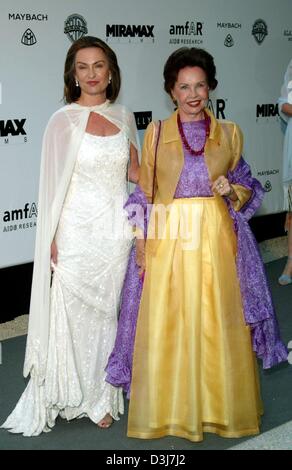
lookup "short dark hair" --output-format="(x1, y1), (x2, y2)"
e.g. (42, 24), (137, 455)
(163, 47), (218, 97)
(63, 36), (121, 103)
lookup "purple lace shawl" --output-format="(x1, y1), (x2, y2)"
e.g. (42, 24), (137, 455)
(105, 157), (288, 396)
(227, 157), (287, 368)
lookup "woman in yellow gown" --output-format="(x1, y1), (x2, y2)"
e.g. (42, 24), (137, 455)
(126, 47), (287, 442)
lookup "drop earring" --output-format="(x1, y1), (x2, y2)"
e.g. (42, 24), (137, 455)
(75, 79), (79, 87)
(108, 75), (112, 84)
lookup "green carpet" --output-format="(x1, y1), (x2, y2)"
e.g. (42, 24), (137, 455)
(0, 258), (291, 450)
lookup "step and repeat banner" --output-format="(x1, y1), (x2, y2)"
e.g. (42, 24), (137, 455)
(0, 0), (291, 268)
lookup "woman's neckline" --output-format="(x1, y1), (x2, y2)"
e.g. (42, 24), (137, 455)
(71, 99), (110, 111)
(181, 118), (205, 125)
(84, 130), (122, 138)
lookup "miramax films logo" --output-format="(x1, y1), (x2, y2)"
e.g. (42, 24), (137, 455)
(256, 103), (279, 121)
(0, 118), (27, 145)
(106, 24), (155, 44)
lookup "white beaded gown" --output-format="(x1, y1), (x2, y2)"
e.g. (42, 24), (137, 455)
(2, 130), (132, 436)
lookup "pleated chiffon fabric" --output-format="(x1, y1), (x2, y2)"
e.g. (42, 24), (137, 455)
(128, 197), (263, 442)
(1, 130), (132, 436)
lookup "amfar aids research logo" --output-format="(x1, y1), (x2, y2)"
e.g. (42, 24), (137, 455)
(207, 99), (227, 119)
(64, 14), (88, 42)
(2, 202), (37, 233)
(252, 19), (268, 44)
(0, 118), (27, 145)
(169, 21), (203, 46)
(106, 24), (155, 44)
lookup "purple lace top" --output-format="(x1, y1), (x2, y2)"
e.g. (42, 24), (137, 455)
(174, 119), (213, 198)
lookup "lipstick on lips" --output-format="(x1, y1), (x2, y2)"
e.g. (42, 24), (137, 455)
(87, 81), (99, 86)
(187, 100), (200, 107)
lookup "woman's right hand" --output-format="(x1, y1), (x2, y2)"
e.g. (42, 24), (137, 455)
(50, 239), (58, 270)
(136, 238), (145, 277)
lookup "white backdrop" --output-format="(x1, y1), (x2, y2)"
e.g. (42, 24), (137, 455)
(0, 0), (291, 268)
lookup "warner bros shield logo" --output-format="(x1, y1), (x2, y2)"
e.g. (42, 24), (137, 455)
(64, 14), (88, 42)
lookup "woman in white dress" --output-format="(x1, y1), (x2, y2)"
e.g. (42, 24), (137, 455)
(1, 36), (140, 435)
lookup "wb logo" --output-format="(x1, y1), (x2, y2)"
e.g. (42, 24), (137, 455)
(64, 14), (88, 42)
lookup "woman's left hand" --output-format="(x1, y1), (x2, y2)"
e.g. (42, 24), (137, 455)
(212, 176), (235, 199)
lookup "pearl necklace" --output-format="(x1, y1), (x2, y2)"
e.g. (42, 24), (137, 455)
(177, 111), (210, 156)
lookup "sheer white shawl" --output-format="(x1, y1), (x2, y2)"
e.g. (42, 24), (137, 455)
(278, 59), (292, 204)
(23, 100), (140, 383)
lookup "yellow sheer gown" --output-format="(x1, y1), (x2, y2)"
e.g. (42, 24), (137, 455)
(128, 194), (263, 442)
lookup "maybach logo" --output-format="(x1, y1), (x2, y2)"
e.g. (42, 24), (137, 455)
(224, 34), (234, 47)
(264, 180), (272, 192)
(256, 104), (279, 119)
(207, 99), (226, 119)
(21, 28), (37, 46)
(217, 22), (242, 29)
(9, 13), (48, 21)
(169, 21), (203, 45)
(2, 202), (37, 233)
(252, 19), (268, 44)
(64, 14), (88, 42)
(216, 22), (240, 47)
(258, 169), (279, 177)
(0, 119), (27, 144)
(106, 24), (154, 43)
